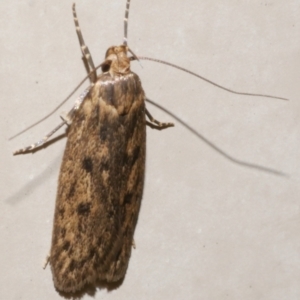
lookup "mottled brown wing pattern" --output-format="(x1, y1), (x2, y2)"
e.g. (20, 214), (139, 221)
(50, 72), (146, 293)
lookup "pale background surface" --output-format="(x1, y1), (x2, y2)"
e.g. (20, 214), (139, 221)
(1, 0), (300, 299)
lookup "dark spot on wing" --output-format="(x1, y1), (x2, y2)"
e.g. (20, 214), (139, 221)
(63, 241), (70, 251)
(89, 248), (96, 259)
(131, 146), (140, 166)
(82, 157), (93, 173)
(69, 260), (75, 272)
(124, 193), (133, 205)
(58, 207), (65, 218)
(77, 202), (91, 215)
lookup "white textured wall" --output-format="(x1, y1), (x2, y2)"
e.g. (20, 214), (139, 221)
(1, 1), (300, 299)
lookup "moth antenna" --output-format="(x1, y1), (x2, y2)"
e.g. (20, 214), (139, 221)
(145, 98), (286, 177)
(72, 3), (97, 83)
(123, 0), (131, 45)
(128, 47), (143, 69)
(138, 56), (289, 101)
(128, 47), (139, 62)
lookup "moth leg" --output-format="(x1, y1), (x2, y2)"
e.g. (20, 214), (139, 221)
(132, 239), (136, 249)
(60, 111), (72, 125)
(43, 255), (50, 269)
(146, 108), (174, 130)
(13, 88), (90, 155)
(13, 121), (66, 155)
(72, 4), (97, 83)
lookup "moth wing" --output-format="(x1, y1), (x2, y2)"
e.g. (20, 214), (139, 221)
(50, 73), (146, 293)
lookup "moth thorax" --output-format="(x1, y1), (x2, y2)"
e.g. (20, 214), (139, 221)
(105, 45), (131, 76)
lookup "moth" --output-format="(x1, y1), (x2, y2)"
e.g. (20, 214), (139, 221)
(13, 0), (287, 294)
(14, 0), (173, 294)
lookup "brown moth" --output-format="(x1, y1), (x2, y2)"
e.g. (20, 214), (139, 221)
(49, 1), (174, 293)
(50, 53), (147, 292)
(14, 0), (173, 294)
(13, 0), (288, 295)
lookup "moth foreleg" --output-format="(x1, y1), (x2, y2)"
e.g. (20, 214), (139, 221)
(145, 108), (174, 130)
(13, 88), (90, 155)
(13, 121), (67, 155)
(72, 4), (97, 83)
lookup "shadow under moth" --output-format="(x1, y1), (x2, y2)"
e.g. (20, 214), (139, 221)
(13, 0), (287, 294)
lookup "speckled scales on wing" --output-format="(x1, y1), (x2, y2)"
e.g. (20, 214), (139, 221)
(50, 71), (146, 293)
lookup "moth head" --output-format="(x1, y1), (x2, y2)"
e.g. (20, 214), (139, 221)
(103, 45), (130, 75)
